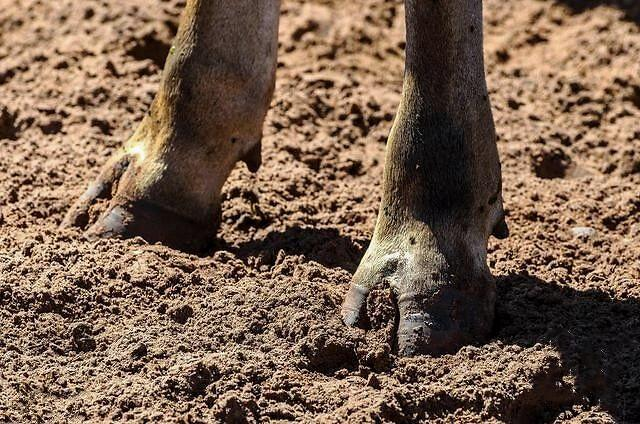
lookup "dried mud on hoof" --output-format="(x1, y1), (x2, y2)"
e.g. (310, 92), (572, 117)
(1, 0), (639, 422)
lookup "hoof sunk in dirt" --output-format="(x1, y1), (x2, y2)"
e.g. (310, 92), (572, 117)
(61, 148), (221, 254)
(86, 199), (220, 253)
(342, 237), (497, 357)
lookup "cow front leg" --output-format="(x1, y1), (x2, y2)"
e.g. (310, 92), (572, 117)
(62, 0), (280, 252)
(342, 0), (508, 356)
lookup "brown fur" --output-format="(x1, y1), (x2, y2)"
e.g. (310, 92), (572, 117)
(63, 0), (280, 251)
(343, 0), (507, 355)
(64, 0), (507, 355)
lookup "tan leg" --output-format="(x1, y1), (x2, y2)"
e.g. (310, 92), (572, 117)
(343, 0), (508, 356)
(63, 0), (280, 252)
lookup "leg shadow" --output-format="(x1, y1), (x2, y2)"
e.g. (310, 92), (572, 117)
(226, 227), (367, 273)
(494, 273), (640, 421)
(556, 0), (639, 25)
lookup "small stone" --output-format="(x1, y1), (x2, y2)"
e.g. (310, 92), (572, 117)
(366, 374), (381, 389)
(570, 226), (595, 238)
(168, 304), (194, 324)
(131, 343), (148, 359)
(71, 322), (96, 352)
(39, 119), (63, 135)
(164, 359), (218, 398)
(90, 117), (112, 135)
(0, 106), (18, 140)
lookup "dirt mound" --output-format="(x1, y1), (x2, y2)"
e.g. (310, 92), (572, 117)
(0, 0), (638, 422)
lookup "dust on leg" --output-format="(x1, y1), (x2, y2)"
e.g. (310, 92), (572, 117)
(342, 0), (508, 355)
(62, 0), (281, 252)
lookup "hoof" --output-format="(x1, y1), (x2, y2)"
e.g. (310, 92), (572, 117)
(62, 151), (220, 254)
(342, 237), (496, 357)
(88, 199), (219, 253)
(394, 284), (495, 356)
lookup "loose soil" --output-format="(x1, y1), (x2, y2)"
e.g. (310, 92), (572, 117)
(1, 0), (639, 422)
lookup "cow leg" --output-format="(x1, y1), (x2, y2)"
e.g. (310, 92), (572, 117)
(342, 0), (508, 356)
(62, 0), (280, 253)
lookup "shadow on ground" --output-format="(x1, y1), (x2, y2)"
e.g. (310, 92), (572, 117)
(226, 227), (638, 420)
(494, 273), (640, 421)
(227, 227), (367, 273)
(557, 0), (640, 24)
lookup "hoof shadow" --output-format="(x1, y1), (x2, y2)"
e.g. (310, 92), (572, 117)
(557, 0), (639, 25)
(227, 227), (367, 273)
(494, 273), (640, 422)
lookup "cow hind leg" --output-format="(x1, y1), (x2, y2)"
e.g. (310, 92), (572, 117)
(342, 0), (508, 356)
(62, 0), (280, 253)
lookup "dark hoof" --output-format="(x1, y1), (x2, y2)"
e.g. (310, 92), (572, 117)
(61, 154), (131, 229)
(342, 242), (496, 357)
(62, 152), (220, 253)
(395, 284), (495, 356)
(88, 199), (220, 253)
(341, 284), (370, 327)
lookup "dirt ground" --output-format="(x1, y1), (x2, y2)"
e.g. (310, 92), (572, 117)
(0, 0), (639, 422)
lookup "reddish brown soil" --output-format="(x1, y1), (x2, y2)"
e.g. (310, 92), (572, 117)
(1, 0), (639, 422)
